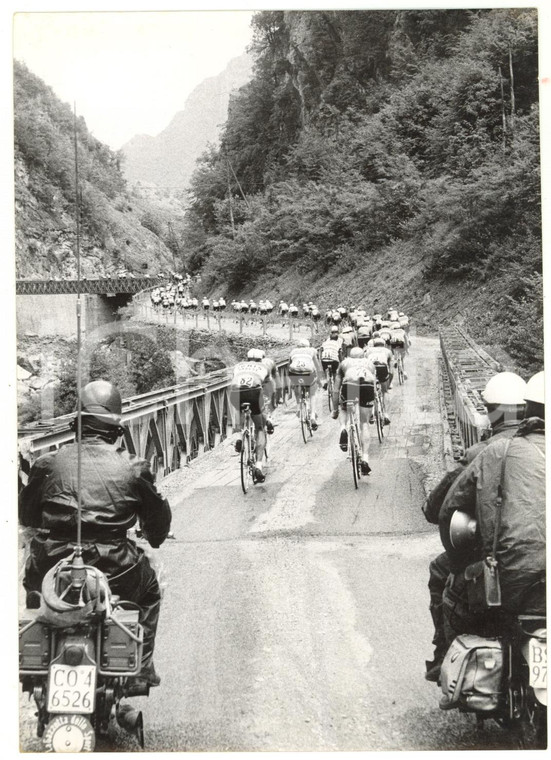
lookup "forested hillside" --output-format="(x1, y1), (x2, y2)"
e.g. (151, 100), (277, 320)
(14, 61), (180, 279)
(182, 9), (542, 374)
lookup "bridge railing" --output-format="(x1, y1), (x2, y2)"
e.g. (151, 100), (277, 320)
(439, 323), (501, 452)
(18, 359), (292, 482)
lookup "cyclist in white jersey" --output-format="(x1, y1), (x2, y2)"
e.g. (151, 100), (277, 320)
(364, 338), (393, 423)
(288, 337), (323, 429)
(229, 349), (275, 482)
(331, 346), (375, 475)
(320, 326), (344, 387)
(389, 322), (410, 380)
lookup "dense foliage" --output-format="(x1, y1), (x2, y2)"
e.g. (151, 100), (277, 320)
(182, 9), (542, 372)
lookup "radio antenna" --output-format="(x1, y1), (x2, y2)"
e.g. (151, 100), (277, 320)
(73, 103), (84, 561)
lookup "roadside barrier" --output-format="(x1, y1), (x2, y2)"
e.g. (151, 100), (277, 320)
(439, 323), (501, 455)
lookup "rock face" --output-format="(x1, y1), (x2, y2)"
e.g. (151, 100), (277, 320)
(121, 53), (253, 189)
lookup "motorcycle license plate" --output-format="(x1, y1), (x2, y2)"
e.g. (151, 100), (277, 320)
(47, 664), (97, 714)
(528, 638), (547, 690)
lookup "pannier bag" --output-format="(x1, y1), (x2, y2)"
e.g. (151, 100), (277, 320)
(440, 634), (503, 712)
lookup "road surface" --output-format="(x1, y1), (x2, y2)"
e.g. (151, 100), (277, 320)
(19, 336), (517, 751)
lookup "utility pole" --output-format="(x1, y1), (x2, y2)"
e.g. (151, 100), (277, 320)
(225, 158), (235, 238)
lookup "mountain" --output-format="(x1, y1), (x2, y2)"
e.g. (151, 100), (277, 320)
(13, 61), (179, 279)
(120, 53), (253, 190)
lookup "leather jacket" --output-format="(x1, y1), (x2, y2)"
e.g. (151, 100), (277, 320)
(438, 418), (545, 613)
(19, 435), (172, 548)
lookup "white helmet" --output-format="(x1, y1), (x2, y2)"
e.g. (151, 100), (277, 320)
(296, 337), (310, 348)
(524, 371), (545, 405)
(481, 372), (527, 406)
(247, 348), (264, 361)
(349, 347), (364, 358)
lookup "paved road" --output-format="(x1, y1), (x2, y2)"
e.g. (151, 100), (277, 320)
(19, 336), (516, 752)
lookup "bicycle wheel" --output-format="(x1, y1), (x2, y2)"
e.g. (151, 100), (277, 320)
(376, 397), (384, 442)
(397, 357), (404, 385)
(327, 374), (333, 412)
(300, 398), (308, 443)
(240, 430), (252, 493)
(350, 423), (360, 489)
(348, 425), (359, 488)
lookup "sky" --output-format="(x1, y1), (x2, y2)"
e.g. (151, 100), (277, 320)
(13, 9), (257, 150)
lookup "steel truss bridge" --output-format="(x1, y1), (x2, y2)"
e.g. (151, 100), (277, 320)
(16, 276), (166, 296)
(18, 357), (292, 482)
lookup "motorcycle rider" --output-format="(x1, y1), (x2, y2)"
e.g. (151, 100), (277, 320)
(19, 380), (172, 688)
(438, 370), (545, 650)
(422, 371), (527, 681)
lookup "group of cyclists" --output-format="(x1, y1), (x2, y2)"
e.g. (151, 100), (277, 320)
(228, 306), (411, 484)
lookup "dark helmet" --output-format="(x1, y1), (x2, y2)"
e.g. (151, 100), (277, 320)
(80, 380), (122, 426)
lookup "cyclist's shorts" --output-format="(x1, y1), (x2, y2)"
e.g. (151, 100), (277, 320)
(340, 380), (375, 408)
(229, 385), (264, 416)
(373, 363), (389, 384)
(288, 370), (317, 389)
(391, 339), (405, 349)
(357, 336), (370, 348)
(321, 358), (339, 373)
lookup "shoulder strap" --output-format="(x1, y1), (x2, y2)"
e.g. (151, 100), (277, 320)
(491, 439), (511, 560)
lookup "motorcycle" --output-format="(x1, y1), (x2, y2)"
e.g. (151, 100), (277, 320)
(439, 612), (546, 749)
(19, 551), (150, 752)
(439, 513), (547, 749)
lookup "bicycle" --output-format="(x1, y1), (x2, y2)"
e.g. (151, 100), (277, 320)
(325, 367), (334, 412)
(373, 381), (385, 443)
(298, 382), (314, 443)
(395, 351), (405, 385)
(239, 403), (268, 493)
(344, 399), (363, 488)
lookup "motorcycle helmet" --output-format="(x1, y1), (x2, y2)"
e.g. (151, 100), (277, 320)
(524, 371), (545, 405)
(80, 380), (122, 426)
(481, 372), (527, 406)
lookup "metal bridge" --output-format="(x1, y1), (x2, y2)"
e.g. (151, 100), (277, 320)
(18, 354), (292, 483)
(16, 276), (166, 296)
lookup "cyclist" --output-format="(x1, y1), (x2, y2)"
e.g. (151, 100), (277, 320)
(364, 337), (392, 422)
(320, 326), (344, 389)
(389, 322), (410, 380)
(288, 337), (323, 430)
(340, 324), (357, 357)
(331, 346), (375, 475)
(398, 311), (410, 333)
(260, 349), (278, 430)
(357, 322), (373, 349)
(229, 348), (273, 482)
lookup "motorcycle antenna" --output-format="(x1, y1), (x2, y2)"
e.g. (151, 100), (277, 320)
(71, 102), (86, 594)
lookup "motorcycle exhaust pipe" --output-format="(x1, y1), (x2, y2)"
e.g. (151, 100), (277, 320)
(117, 704), (144, 748)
